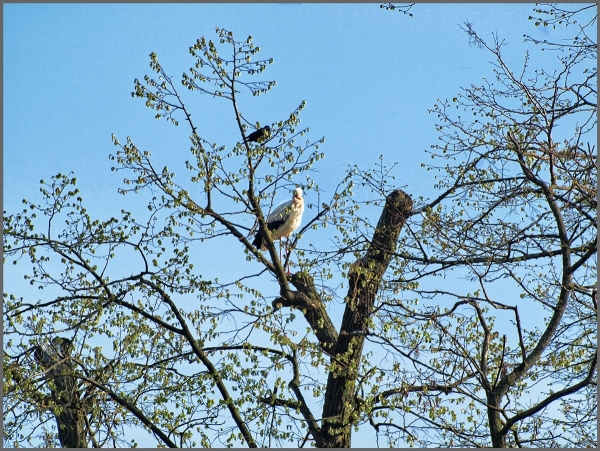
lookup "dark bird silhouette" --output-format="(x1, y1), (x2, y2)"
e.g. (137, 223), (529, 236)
(245, 126), (271, 143)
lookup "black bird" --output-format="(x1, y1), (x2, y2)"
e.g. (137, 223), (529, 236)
(245, 126), (271, 143)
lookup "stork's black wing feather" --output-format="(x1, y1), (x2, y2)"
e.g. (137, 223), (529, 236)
(252, 230), (264, 249)
(252, 218), (286, 249)
(266, 218), (286, 231)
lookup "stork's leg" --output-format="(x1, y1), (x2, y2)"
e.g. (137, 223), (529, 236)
(278, 240), (283, 263)
(285, 237), (291, 275)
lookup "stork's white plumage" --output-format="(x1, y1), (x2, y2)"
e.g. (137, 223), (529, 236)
(253, 188), (304, 254)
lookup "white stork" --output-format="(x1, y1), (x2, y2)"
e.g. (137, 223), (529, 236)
(253, 188), (304, 268)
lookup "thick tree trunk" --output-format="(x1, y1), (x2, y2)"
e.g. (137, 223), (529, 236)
(320, 189), (413, 447)
(487, 392), (507, 448)
(274, 271), (339, 354)
(273, 190), (413, 447)
(35, 337), (87, 448)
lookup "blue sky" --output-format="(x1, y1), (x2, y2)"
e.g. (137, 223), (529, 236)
(3, 1), (563, 310)
(3, 3), (578, 447)
(5, 2), (551, 219)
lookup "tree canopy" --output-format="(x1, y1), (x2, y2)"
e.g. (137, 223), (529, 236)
(4, 4), (596, 448)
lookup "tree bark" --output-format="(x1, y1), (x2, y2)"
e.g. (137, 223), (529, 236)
(321, 189), (413, 447)
(35, 337), (87, 448)
(274, 271), (339, 354)
(486, 392), (507, 448)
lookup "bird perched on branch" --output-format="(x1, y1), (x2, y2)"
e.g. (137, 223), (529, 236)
(245, 125), (271, 143)
(253, 187), (304, 269)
